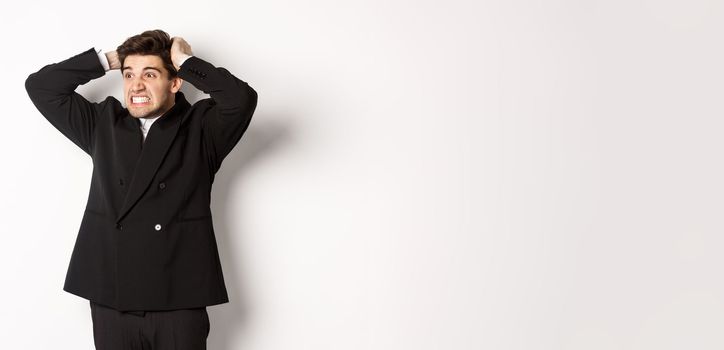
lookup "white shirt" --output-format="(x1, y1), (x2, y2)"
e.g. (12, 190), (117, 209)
(139, 115), (161, 141)
(95, 48), (192, 142)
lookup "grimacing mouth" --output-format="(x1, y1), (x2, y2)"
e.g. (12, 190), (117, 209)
(130, 95), (151, 105)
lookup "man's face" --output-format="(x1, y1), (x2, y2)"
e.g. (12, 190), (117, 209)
(122, 54), (182, 118)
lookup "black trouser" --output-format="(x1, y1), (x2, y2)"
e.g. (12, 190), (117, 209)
(89, 301), (209, 350)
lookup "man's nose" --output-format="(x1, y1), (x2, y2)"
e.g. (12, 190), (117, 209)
(130, 79), (145, 92)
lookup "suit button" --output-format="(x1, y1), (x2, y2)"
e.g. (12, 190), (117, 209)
(159, 182), (166, 189)
(116, 223), (123, 230)
(154, 224), (162, 231)
(119, 179), (124, 186)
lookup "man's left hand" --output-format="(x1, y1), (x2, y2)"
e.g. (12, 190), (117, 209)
(170, 37), (194, 71)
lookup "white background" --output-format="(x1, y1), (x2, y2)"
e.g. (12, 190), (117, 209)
(2, 0), (724, 349)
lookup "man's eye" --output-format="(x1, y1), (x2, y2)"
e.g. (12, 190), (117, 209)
(146, 73), (156, 78)
(124, 74), (132, 79)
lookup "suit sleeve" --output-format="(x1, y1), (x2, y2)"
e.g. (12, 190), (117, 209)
(177, 56), (258, 172)
(25, 48), (107, 156)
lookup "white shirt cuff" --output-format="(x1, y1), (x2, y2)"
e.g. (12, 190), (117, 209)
(96, 48), (110, 71)
(178, 54), (193, 68)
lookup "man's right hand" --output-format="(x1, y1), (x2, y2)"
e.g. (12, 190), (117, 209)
(105, 51), (121, 70)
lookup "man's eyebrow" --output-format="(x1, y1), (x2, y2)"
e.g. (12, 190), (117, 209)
(121, 66), (163, 73)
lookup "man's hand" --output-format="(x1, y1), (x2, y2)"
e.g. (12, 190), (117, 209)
(105, 51), (121, 70)
(170, 37), (194, 71)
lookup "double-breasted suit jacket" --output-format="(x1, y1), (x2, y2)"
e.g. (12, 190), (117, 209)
(25, 47), (258, 312)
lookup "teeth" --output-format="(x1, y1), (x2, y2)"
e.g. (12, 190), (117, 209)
(132, 96), (150, 103)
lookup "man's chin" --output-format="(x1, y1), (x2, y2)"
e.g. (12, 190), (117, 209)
(128, 107), (158, 118)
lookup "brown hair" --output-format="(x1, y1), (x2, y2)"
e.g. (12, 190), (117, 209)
(116, 29), (177, 79)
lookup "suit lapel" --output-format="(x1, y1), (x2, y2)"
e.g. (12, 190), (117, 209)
(115, 92), (191, 224)
(114, 113), (143, 182)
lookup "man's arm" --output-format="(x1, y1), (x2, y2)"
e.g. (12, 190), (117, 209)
(25, 48), (108, 155)
(171, 37), (258, 172)
(102, 50), (121, 71)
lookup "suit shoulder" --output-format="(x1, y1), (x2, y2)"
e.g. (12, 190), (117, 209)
(186, 97), (217, 118)
(100, 95), (124, 112)
(92, 95), (127, 122)
(190, 97), (216, 108)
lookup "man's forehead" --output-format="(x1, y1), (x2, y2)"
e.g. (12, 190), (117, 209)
(122, 55), (165, 71)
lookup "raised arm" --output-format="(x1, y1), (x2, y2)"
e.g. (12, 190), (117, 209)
(25, 48), (109, 155)
(171, 37), (258, 172)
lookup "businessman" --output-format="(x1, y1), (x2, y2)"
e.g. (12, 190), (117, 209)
(25, 29), (258, 349)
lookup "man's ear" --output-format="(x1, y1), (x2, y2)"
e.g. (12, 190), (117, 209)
(170, 77), (183, 93)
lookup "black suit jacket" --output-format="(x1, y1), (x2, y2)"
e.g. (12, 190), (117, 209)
(25, 47), (258, 311)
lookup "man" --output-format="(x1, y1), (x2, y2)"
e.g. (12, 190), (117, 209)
(25, 29), (258, 349)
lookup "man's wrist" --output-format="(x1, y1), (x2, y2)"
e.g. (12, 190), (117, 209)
(176, 54), (193, 69)
(96, 48), (110, 71)
(105, 51), (121, 70)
